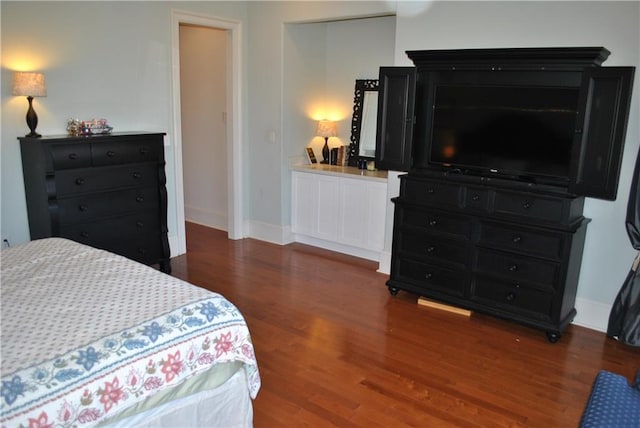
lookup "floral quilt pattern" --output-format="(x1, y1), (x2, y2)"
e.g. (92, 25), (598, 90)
(0, 296), (260, 428)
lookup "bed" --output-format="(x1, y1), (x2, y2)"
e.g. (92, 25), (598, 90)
(0, 238), (260, 427)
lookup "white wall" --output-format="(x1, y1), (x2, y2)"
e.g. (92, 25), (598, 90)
(179, 24), (228, 230)
(393, 0), (640, 330)
(1, 1), (249, 249)
(280, 16), (396, 231)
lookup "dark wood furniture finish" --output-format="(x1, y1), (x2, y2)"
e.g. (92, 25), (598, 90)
(387, 173), (589, 342)
(20, 132), (171, 273)
(374, 67), (415, 171)
(381, 47), (634, 341)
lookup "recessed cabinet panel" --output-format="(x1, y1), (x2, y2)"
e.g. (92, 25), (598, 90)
(291, 170), (387, 256)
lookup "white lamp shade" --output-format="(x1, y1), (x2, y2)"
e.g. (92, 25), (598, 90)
(316, 120), (337, 138)
(12, 72), (47, 97)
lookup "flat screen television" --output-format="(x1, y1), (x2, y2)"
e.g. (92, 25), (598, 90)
(427, 84), (580, 184)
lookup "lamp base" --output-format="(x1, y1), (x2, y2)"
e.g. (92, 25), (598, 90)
(321, 137), (330, 164)
(24, 96), (42, 138)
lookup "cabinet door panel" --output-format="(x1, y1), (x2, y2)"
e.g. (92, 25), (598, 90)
(338, 178), (386, 251)
(291, 172), (317, 236)
(316, 175), (339, 241)
(375, 67), (416, 172)
(569, 67), (635, 200)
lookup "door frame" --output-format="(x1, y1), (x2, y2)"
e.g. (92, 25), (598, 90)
(170, 9), (244, 255)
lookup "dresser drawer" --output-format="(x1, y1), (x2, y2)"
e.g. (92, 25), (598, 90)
(402, 178), (461, 207)
(471, 276), (554, 321)
(60, 214), (161, 256)
(60, 213), (160, 248)
(401, 207), (472, 239)
(91, 138), (163, 166)
(395, 258), (467, 297)
(463, 187), (490, 211)
(55, 163), (158, 196)
(476, 248), (559, 289)
(478, 222), (564, 259)
(57, 186), (159, 224)
(398, 231), (469, 266)
(48, 143), (91, 170)
(493, 191), (565, 223)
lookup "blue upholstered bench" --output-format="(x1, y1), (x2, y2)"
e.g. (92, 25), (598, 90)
(580, 369), (640, 427)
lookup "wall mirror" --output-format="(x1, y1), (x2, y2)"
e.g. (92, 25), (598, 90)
(348, 79), (379, 166)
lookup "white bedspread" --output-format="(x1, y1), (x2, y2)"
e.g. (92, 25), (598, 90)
(1, 238), (260, 427)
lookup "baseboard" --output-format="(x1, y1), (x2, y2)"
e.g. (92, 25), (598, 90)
(246, 220), (294, 245)
(573, 297), (611, 333)
(377, 250), (391, 275)
(184, 205), (227, 231)
(293, 234), (382, 263)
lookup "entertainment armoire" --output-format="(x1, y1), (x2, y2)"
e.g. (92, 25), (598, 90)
(375, 47), (635, 342)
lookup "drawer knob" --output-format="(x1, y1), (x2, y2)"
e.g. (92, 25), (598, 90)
(107, 150), (116, 157)
(136, 221), (144, 228)
(424, 272), (433, 280)
(426, 245), (436, 253)
(78, 204), (88, 212)
(132, 172), (142, 179)
(428, 219), (438, 227)
(136, 196), (144, 203)
(427, 188), (435, 194)
(68, 153), (78, 160)
(512, 235), (522, 244)
(472, 194), (480, 201)
(139, 147), (149, 155)
(80, 231), (89, 238)
(75, 178), (85, 185)
(506, 292), (516, 303)
(508, 263), (519, 272)
(522, 202), (531, 210)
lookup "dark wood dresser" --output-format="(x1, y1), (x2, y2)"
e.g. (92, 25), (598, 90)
(387, 173), (590, 342)
(19, 132), (171, 273)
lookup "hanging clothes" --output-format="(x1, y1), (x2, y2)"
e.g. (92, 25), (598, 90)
(607, 146), (640, 346)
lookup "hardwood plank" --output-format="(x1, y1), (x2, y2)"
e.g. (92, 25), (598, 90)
(171, 222), (640, 427)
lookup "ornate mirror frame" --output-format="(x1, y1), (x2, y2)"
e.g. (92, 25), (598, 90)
(347, 79), (379, 167)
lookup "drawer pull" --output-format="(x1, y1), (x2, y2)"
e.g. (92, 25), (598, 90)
(506, 292), (516, 303)
(472, 194), (480, 201)
(136, 196), (144, 203)
(522, 202), (532, 210)
(107, 150), (116, 157)
(512, 235), (522, 244)
(428, 219), (438, 227)
(132, 172), (142, 179)
(68, 153), (78, 160)
(426, 245), (436, 253)
(424, 272), (433, 280)
(78, 204), (88, 212)
(80, 231), (89, 238)
(508, 263), (519, 272)
(139, 147), (149, 155)
(75, 178), (85, 185)
(426, 188), (435, 194)
(136, 221), (144, 228)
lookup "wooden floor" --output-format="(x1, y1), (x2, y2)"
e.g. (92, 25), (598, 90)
(170, 222), (639, 427)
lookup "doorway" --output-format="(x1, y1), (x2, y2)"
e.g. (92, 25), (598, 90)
(170, 11), (243, 256)
(179, 24), (228, 232)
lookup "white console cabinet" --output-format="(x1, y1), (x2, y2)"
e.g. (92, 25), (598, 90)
(291, 165), (388, 261)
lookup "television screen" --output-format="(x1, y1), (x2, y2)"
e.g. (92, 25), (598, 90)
(429, 85), (580, 181)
